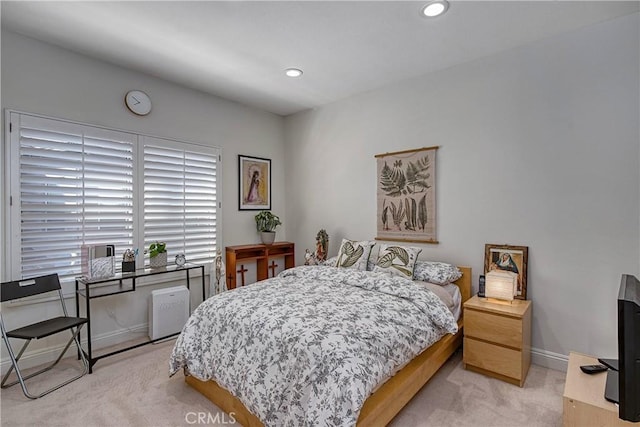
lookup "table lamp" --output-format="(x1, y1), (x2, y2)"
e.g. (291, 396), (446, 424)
(485, 270), (518, 301)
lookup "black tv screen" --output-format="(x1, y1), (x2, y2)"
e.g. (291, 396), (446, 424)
(618, 274), (640, 422)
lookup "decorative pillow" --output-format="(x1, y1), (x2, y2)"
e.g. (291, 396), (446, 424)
(335, 239), (375, 271)
(373, 244), (422, 279)
(413, 261), (462, 285)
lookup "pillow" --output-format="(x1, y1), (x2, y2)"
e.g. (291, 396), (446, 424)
(373, 244), (422, 279)
(335, 239), (375, 271)
(415, 281), (455, 314)
(413, 261), (462, 285)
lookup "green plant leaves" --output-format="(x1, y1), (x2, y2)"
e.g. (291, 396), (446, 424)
(255, 211), (281, 232)
(149, 241), (166, 257)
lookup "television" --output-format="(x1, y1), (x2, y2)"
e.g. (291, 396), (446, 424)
(603, 274), (640, 422)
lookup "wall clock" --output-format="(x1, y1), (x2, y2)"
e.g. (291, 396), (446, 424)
(124, 90), (152, 116)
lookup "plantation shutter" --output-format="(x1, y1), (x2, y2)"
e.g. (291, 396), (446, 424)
(142, 136), (219, 264)
(8, 113), (135, 281)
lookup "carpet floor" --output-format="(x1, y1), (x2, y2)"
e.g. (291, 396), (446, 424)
(1, 340), (565, 427)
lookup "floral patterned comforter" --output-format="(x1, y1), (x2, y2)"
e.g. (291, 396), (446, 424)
(169, 266), (458, 427)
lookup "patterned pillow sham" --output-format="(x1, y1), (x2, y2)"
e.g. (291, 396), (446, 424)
(413, 261), (462, 285)
(335, 239), (375, 271)
(372, 244), (422, 279)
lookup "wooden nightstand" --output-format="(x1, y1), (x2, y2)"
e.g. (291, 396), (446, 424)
(463, 295), (532, 387)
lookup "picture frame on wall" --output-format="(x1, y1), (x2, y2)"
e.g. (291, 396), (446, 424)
(238, 155), (271, 211)
(484, 244), (529, 300)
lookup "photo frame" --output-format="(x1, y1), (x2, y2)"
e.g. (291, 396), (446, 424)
(484, 244), (529, 300)
(238, 155), (271, 210)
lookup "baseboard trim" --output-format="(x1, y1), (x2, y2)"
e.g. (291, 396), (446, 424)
(531, 347), (569, 372)
(1, 322), (148, 373)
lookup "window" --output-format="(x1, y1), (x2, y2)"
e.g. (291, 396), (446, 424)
(6, 112), (220, 285)
(142, 136), (218, 265)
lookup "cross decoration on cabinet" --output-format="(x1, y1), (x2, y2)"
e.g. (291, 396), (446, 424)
(225, 242), (295, 289)
(268, 260), (279, 277)
(236, 264), (249, 286)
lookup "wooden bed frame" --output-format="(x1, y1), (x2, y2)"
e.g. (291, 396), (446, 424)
(185, 266), (472, 427)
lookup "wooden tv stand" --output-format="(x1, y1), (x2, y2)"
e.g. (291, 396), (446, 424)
(563, 352), (635, 426)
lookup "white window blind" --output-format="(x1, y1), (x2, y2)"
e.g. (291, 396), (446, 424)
(9, 113), (134, 281)
(143, 137), (218, 265)
(6, 112), (220, 285)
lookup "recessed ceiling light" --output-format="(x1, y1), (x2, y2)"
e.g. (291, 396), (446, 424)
(285, 68), (303, 78)
(421, 0), (449, 18)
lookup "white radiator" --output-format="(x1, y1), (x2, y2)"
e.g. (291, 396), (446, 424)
(148, 285), (190, 340)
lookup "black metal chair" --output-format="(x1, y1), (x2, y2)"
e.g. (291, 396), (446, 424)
(0, 274), (89, 399)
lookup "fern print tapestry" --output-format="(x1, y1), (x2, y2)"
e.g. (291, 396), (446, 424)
(375, 146), (438, 243)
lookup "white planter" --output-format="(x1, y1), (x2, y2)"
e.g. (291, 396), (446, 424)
(150, 251), (167, 268)
(260, 231), (276, 245)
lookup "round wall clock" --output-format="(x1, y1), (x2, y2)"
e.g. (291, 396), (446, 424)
(124, 90), (152, 116)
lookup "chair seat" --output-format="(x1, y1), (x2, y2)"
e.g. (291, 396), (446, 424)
(6, 316), (87, 340)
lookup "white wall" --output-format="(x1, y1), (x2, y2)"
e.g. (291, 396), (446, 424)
(0, 31), (286, 368)
(284, 13), (640, 367)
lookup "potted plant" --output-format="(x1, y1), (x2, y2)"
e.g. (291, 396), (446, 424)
(255, 211), (281, 245)
(148, 241), (167, 268)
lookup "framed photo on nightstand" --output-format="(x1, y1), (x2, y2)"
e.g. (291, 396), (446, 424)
(484, 244), (528, 300)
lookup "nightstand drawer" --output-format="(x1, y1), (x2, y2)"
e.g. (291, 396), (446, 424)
(465, 308), (522, 349)
(464, 337), (522, 380)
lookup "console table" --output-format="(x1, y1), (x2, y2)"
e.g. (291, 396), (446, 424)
(225, 242), (295, 289)
(563, 352), (635, 426)
(75, 263), (205, 373)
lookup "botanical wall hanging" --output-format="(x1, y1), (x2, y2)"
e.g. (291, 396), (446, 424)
(375, 146), (438, 244)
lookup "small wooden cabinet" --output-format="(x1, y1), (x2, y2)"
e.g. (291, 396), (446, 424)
(563, 352), (635, 427)
(463, 295), (532, 387)
(225, 242), (295, 289)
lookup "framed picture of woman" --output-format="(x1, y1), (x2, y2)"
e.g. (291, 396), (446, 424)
(238, 155), (271, 210)
(484, 244), (529, 300)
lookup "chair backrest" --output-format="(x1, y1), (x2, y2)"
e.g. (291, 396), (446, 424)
(1, 274), (62, 302)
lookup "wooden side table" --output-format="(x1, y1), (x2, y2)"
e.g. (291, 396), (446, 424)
(563, 352), (635, 427)
(225, 242), (295, 289)
(463, 295), (532, 386)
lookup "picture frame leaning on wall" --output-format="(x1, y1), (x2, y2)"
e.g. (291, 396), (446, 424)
(484, 244), (529, 300)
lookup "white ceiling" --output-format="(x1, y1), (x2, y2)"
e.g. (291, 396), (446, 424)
(2, 1), (638, 116)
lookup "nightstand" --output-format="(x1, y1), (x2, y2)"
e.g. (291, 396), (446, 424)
(463, 295), (532, 387)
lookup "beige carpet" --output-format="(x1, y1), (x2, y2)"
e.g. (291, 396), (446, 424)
(1, 340), (564, 427)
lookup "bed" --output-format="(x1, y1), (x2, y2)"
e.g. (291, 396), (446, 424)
(170, 264), (471, 427)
